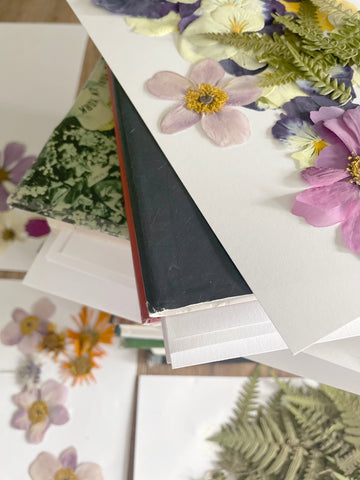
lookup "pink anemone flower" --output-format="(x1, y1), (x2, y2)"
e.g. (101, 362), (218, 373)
(292, 105), (360, 253)
(29, 446), (104, 480)
(146, 58), (262, 147)
(0, 298), (55, 354)
(11, 379), (69, 444)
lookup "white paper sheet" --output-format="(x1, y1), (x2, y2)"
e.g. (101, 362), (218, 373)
(0, 23), (87, 270)
(67, 0), (360, 354)
(24, 229), (142, 322)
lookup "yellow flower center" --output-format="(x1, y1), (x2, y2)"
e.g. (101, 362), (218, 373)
(20, 316), (39, 335)
(40, 324), (65, 354)
(185, 83), (229, 115)
(54, 468), (78, 480)
(2, 228), (16, 241)
(28, 400), (48, 424)
(0, 167), (9, 184)
(79, 329), (100, 350)
(313, 140), (327, 155)
(347, 155), (360, 185)
(230, 18), (246, 33)
(70, 355), (92, 376)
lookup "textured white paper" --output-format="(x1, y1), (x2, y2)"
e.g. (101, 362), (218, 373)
(67, 0), (360, 354)
(0, 24), (87, 270)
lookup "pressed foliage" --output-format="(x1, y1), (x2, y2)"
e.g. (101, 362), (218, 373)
(203, 367), (360, 480)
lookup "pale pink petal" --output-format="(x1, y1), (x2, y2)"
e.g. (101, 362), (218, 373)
(11, 408), (31, 430)
(49, 405), (70, 425)
(292, 180), (358, 227)
(310, 106), (345, 124)
(160, 103), (201, 133)
(29, 452), (62, 480)
(12, 308), (28, 324)
(76, 462), (104, 480)
(188, 58), (225, 85)
(8, 155), (36, 184)
(27, 419), (50, 444)
(12, 388), (39, 409)
(146, 72), (192, 100)
(343, 108), (360, 151)
(324, 112), (360, 155)
(41, 379), (68, 407)
(60, 447), (77, 470)
(0, 320), (22, 345)
(201, 108), (250, 147)
(316, 143), (350, 169)
(302, 167), (350, 187)
(341, 201), (360, 253)
(3, 142), (26, 169)
(18, 331), (43, 355)
(223, 76), (262, 106)
(32, 298), (56, 319)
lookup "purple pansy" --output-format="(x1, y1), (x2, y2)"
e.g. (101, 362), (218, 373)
(29, 447), (104, 480)
(11, 379), (69, 444)
(0, 142), (36, 211)
(0, 298), (55, 354)
(146, 58), (262, 147)
(292, 105), (360, 253)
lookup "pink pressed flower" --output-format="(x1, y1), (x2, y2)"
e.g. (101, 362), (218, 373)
(25, 219), (51, 237)
(0, 298), (55, 354)
(0, 142), (36, 211)
(292, 105), (360, 253)
(146, 58), (262, 147)
(11, 379), (69, 444)
(29, 446), (104, 480)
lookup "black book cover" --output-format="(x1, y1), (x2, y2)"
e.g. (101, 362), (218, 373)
(111, 74), (253, 316)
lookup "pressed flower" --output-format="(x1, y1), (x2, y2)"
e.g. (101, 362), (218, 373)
(60, 347), (101, 387)
(25, 218), (51, 237)
(0, 298), (55, 354)
(67, 306), (114, 354)
(292, 105), (360, 253)
(0, 142), (36, 211)
(29, 446), (104, 480)
(16, 356), (42, 388)
(147, 58), (262, 147)
(125, 11), (181, 36)
(0, 210), (28, 255)
(11, 379), (69, 444)
(38, 323), (67, 360)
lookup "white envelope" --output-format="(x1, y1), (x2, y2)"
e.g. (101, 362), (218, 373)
(67, 0), (360, 354)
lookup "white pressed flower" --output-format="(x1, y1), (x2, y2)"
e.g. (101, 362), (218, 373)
(125, 11), (181, 36)
(0, 210), (27, 255)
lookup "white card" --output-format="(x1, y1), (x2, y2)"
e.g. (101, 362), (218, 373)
(67, 0), (360, 354)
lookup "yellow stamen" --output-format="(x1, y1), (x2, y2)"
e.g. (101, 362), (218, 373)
(28, 400), (48, 424)
(347, 155), (360, 185)
(79, 329), (100, 350)
(313, 140), (327, 155)
(70, 355), (92, 377)
(230, 19), (246, 33)
(0, 167), (9, 184)
(39, 323), (66, 357)
(185, 83), (229, 115)
(20, 316), (39, 336)
(2, 228), (16, 241)
(54, 468), (78, 480)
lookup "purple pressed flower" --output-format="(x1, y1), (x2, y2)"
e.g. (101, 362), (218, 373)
(146, 58), (262, 147)
(292, 105), (360, 253)
(0, 142), (36, 211)
(11, 379), (69, 444)
(0, 298), (55, 354)
(29, 447), (104, 480)
(25, 219), (51, 237)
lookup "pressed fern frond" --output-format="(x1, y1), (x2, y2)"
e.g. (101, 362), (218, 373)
(311, 0), (358, 24)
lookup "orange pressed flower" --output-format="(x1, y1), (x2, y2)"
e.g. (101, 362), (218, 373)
(67, 306), (114, 354)
(38, 323), (66, 360)
(60, 343), (102, 387)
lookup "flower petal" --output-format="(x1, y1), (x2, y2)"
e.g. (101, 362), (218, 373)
(201, 108), (250, 147)
(18, 332), (43, 355)
(27, 419), (50, 444)
(25, 219), (50, 238)
(223, 76), (262, 106)
(49, 404), (70, 425)
(310, 106), (345, 124)
(32, 298), (56, 319)
(8, 155), (36, 184)
(292, 180), (358, 227)
(188, 58), (225, 85)
(29, 452), (61, 480)
(0, 320), (22, 345)
(315, 142), (350, 169)
(160, 103), (201, 133)
(60, 447), (78, 470)
(12, 308), (28, 324)
(12, 389), (39, 409)
(41, 379), (68, 407)
(3, 142), (26, 169)
(323, 108), (360, 155)
(11, 408), (31, 430)
(301, 167), (350, 187)
(76, 462), (104, 480)
(341, 201), (360, 253)
(146, 72), (192, 100)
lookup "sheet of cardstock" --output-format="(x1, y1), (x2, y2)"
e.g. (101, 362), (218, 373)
(67, 0), (360, 354)
(24, 230), (142, 321)
(0, 23), (87, 270)
(134, 376), (306, 480)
